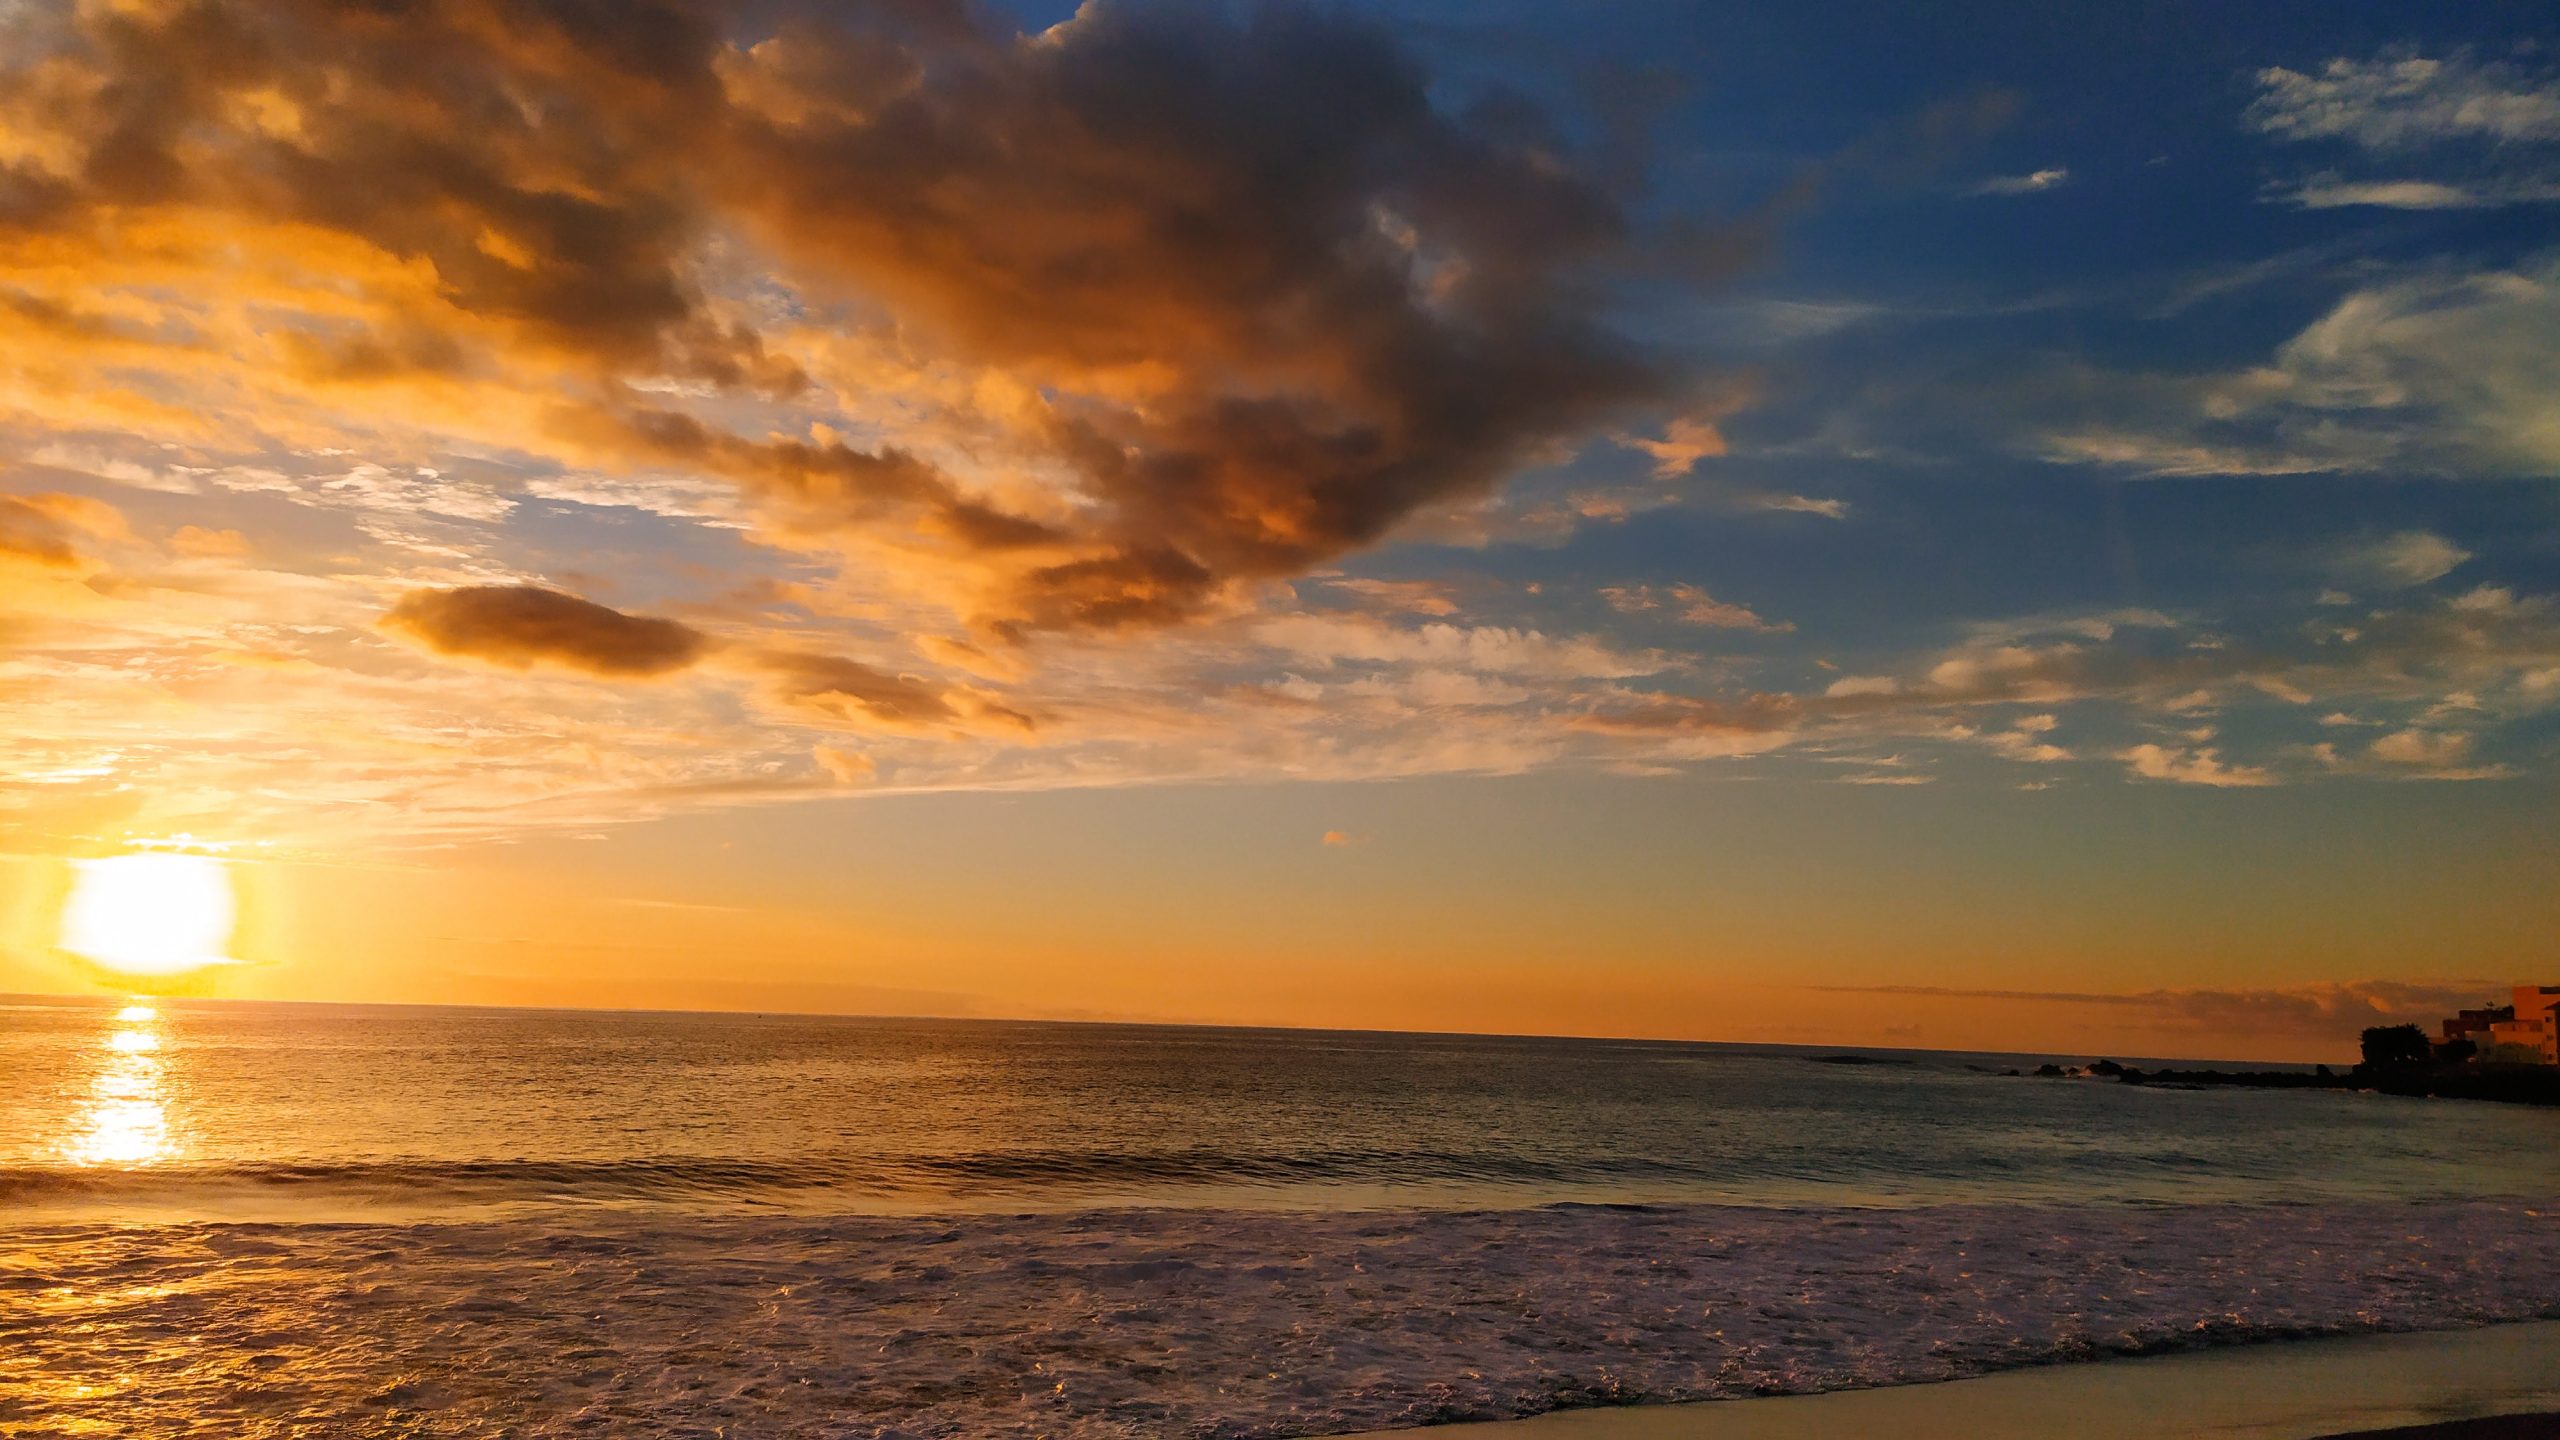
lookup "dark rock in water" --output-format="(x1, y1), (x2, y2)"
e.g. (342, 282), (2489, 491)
(2092, 1059), (2560, 1108)
(2033, 1063), (2066, 1077)
(2088, 1059), (2125, 1077)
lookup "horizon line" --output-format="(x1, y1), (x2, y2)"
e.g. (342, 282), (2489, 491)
(0, 987), (2336, 1070)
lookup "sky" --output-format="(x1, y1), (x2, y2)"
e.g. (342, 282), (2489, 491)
(1, 0), (2556, 1061)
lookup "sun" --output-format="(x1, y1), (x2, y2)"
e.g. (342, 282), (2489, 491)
(59, 854), (238, 978)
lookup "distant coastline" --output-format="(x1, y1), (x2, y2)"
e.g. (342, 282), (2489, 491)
(2024, 1059), (2560, 1108)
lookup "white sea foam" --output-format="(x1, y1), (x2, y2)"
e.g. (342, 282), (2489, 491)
(7, 1198), (2559, 1437)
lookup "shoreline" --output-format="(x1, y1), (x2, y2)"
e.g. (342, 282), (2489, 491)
(1344, 1322), (2560, 1439)
(2070, 1060), (2560, 1109)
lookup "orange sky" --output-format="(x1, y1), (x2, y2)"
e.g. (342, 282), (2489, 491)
(7, 767), (2549, 1062)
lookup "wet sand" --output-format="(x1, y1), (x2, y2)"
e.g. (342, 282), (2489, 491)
(2317, 1418), (2560, 1439)
(1349, 1322), (2560, 1439)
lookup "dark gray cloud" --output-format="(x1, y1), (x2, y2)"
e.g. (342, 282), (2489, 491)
(718, 1), (1680, 631)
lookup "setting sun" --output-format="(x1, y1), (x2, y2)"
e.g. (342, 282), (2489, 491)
(59, 854), (237, 978)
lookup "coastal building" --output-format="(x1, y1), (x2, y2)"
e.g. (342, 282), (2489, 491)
(2483, 986), (2560, 1066)
(2439, 1005), (2513, 1058)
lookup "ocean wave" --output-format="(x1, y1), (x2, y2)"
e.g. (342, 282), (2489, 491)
(0, 1145), (1936, 1216)
(7, 1197), (2558, 1437)
(0, 1156), (836, 1207)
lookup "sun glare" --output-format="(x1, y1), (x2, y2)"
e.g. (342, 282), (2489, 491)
(59, 854), (238, 978)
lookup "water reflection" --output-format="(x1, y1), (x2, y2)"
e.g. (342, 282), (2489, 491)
(69, 1002), (173, 1166)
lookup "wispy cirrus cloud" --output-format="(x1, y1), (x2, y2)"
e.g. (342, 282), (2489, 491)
(2249, 51), (2560, 210)
(2041, 259), (2560, 480)
(1963, 167), (2070, 196)
(1600, 584), (1791, 632)
(1256, 614), (1670, 680)
(2273, 176), (2560, 210)
(2332, 530), (2469, 588)
(2249, 52), (2560, 150)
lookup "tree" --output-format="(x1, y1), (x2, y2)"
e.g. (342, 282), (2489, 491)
(2360, 1024), (2432, 1068)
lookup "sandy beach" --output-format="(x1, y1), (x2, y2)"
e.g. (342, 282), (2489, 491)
(1350, 1323), (2560, 1440)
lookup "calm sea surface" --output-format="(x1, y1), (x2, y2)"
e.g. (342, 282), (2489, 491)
(4, 994), (2553, 1221)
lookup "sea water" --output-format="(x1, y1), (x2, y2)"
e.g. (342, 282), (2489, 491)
(5, 995), (2557, 1436)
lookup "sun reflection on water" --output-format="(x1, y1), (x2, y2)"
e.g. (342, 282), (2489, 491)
(69, 1003), (174, 1166)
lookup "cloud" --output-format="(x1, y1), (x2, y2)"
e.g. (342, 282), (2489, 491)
(1567, 583), (2560, 789)
(2119, 743), (2274, 788)
(2248, 53), (2560, 150)
(1257, 614), (1668, 679)
(1819, 979), (2504, 1043)
(2368, 728), (2472, 767)
(2339, 530), (2470, 587)
(20, 6), (2560, 846)
(1320, 577), (1460, 617)
(1984, 714), (2069, 764)
(1964, 167), (2070, 196)
(0, 0), (1702, 637)
(2316, 724), (2511, 783)
(1600, 584), (1791, 632)
(1319, 829), (1366, 847)
(1617, 415), (1730, 478)
(382, 586), (710, 678)
(1566, 693), (1801, 755)
(813, 745), (877, 786)
(168, 526), (252, 560)
(758, 651), (1002, 734)
(1824, 676), (1900, 699)
(718, 2), (1682, 632)
(2042, 260), (2560, 479)
(2038, 431), (2333, 478)
(2271, 176), (2560, 210)
(1747, 492), (1850, 519)
(0, 493), (119, 569)
(2248, 52), (2560, 211)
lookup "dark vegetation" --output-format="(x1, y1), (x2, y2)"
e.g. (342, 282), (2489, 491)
(2360, 1024), (2434, 1068)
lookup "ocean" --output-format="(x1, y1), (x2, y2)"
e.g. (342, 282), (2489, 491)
(6, 995), (2559, 1436)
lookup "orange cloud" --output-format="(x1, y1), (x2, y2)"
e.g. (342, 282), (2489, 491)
(168, 526), (252, 559)
(0, 493), (119, 569)
(0, 0), (1692, 636)
(383, 586), (710, 678)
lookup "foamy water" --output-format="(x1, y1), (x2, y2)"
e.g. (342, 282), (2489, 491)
(9, 1201), (2560, 1437)
(5, 997), (2559, 1436)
